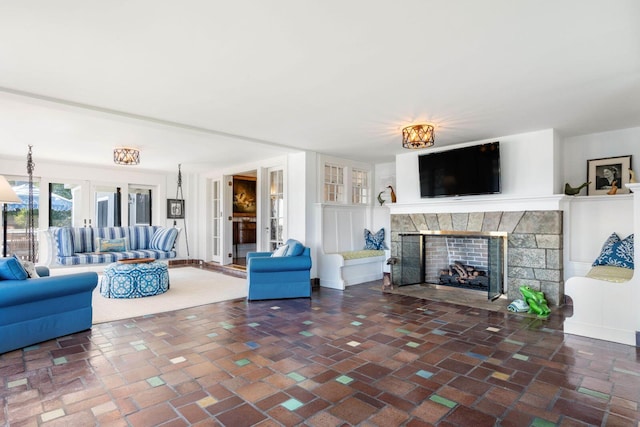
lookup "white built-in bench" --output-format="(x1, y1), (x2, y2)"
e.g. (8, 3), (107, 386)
(317, 204), (390, 290)
(563, 186), (640, 347)
(319, 249), (389, 290)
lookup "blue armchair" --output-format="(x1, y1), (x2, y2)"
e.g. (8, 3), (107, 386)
(246, 240), (312, 301)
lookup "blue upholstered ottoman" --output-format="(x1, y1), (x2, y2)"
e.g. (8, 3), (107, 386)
(100, 260), (169, 298)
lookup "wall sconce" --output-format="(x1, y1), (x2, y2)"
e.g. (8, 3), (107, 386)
(113, 148), (140, 165)
(402, 124), (435, 149)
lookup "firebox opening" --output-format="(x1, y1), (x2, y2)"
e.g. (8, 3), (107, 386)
(399, 230), (506, 300)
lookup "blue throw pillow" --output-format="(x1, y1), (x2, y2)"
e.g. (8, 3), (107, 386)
(0, 256), (29, 280)
(364, 228), (387, 250)
(593, 233), (634, 270)
(284, 239), (305, 257)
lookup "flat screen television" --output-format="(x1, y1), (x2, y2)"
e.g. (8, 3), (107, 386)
(418, 142), (501, 198)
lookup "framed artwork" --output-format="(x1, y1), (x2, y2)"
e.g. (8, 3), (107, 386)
(233, 176), (256, 217)
(587, 155), (632, 195)
(167, 198), (185, 219)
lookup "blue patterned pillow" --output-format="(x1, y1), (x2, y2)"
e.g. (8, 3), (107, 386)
(364, 228), (387, 250)
(592, 233), (634, 270)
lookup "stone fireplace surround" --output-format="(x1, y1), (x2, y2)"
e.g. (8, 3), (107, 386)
(390, 210), (563, 306)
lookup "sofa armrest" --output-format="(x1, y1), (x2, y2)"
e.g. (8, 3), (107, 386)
(0, 272), (98, 308)
(36, 266), (50, 277)
(247, 252), (273, 260)
(248, 255), (312, 273)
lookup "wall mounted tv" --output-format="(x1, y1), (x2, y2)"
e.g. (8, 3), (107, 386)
(418, 141), (501, 198)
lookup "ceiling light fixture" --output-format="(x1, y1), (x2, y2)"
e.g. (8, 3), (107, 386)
(402, 124), (435, 149)
(113, 148), (140, 165)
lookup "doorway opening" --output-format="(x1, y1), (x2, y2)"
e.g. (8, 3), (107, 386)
(232, 172), (257, 267)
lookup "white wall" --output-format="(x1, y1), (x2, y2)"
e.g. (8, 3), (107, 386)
(561, 126), (640, 187)
(396, 129), (559, 205)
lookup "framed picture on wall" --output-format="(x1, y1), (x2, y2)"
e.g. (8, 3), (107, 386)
(233, 176), (256, 217)
(167, 198), (185, 219)
(587, 155), (632, 195)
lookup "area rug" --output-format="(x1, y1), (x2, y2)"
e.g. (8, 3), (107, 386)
(92, 267), (247, 324)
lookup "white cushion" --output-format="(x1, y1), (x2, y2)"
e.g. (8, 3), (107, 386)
(271, 244), (289, 257)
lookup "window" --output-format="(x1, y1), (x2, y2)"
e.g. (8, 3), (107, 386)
(5, 179), (40, 260)
(324, 164), (344, 203)
(352, 168), (369, 204)
(49, 183), (73, 227)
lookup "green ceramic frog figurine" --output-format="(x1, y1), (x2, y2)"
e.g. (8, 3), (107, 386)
(519, 286), (551, 318)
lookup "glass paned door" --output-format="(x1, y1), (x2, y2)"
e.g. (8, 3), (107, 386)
(94, 186), (121, 227)
(128, 187), (152, 226)
(266, 168), (284, 251)
(211, 179), (222, 262)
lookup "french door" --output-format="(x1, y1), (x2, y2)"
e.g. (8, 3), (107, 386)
(210, 179), (223, 263)
(264, 167), (284, 251)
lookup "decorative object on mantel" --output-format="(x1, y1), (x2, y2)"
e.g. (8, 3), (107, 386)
(587, 155), (632, 196)
(564, 181), (590, 196)
(402, 124), (435, 149)
(387, 185), (397, 203)
(377, 191), (385, 206)
(629, 169), (637, 183)
(113, 147), (140, 165)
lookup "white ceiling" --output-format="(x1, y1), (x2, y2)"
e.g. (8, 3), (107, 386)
(0, 1), (639, 173)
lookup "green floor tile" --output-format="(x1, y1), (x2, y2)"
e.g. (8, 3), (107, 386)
(299, 331), (313, 337)
(235, 358), (251, 366)
(53, 357), (67, 365)
(531, 417), (557, 427)
(146, 376), (165, 387)
(287, 372), (306, 382)
(430, 394), (456, 408)
(335, 375), (353, 384)
(281, 398), (303, 411)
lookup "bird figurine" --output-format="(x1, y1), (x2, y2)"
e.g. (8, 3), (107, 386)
(607, 180), (618, 195)
(387, 185), (397, 203)
(377, 191), (386, 206)
(564, 181), (589, 196)
(630, 169), (637, 184)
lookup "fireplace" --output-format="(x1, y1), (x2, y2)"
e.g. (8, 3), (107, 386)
(399, 231), (507, 300)
(390, 211), (563, 306)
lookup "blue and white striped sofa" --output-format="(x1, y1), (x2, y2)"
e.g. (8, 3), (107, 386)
(47, 226), (179, 266)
